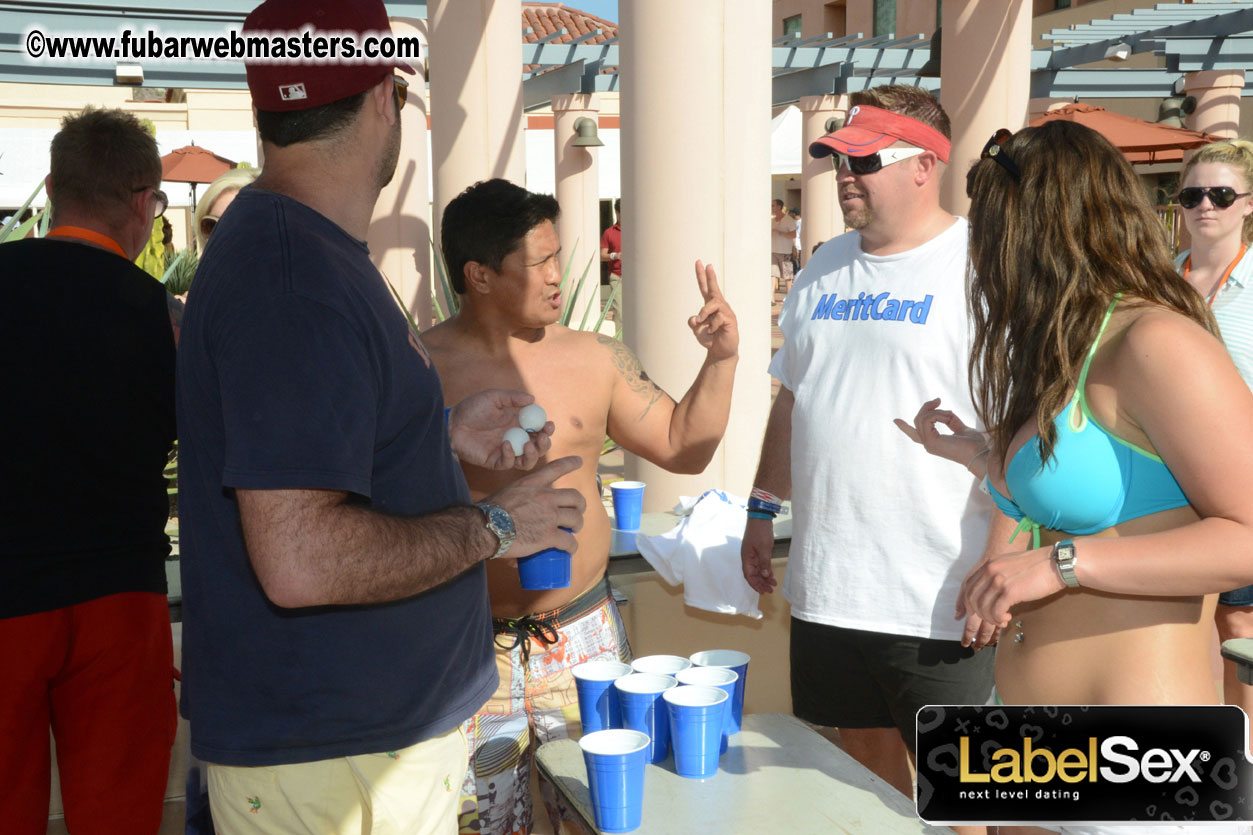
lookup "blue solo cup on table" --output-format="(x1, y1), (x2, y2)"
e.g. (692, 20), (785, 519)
(573, 660), (633, 734)
(579, 729), (650, 833)
(613, 673), (679, 764)
(663, 685), (729, 779)
(675, 666), (738, 754)
(689, 649), (750, 734)
(610, 481), (646, 531)
(630, 654), (692, 678)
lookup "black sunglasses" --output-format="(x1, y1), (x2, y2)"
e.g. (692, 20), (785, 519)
(394, 75), (408, 110)
(130, 184), (167, 218)
(1177, 186), (1250, 210)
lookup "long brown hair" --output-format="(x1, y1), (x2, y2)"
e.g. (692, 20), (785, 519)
(967, 120), (1216, 464)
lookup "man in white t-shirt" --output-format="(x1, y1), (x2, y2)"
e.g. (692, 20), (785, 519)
(741, 86), (1016, 811)
(771, 198), (798, 291)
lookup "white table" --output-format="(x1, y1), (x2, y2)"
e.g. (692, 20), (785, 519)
(535, 713), (954, 834)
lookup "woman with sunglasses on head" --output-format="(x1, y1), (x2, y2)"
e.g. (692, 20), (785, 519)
(901, 121), (1253, 788)
(1175, 140), (1253, 738)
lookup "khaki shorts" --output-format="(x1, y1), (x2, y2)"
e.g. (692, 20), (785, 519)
(207, 726), (467, 834)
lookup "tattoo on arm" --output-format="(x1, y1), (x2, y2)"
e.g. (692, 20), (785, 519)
(599, 334), (670, 421)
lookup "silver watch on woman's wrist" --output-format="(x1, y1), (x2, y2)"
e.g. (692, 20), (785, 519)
(474, 502), (516, 559)
(1052, 538), (1080, 588)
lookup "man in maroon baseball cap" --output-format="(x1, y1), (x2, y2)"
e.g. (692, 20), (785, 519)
(177, 1), (582, 831)
(743, 85), (1004, 816)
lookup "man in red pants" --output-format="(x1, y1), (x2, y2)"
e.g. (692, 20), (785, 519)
(0, 107), (177, 833)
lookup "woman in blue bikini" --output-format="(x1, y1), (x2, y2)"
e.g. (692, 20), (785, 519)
(900, 121), (1253, 716)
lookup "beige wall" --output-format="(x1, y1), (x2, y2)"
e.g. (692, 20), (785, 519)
(610, 554), (793, 717)
(772, 0), (938, 40)
(0, 82), (192, 128)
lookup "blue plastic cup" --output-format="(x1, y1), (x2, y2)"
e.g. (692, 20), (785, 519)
(689, 649), (750, 734)
(630, 655), (692, 677)
(579, 729), (650, 833)
(517, 526), (572, 590)
(573, 660), (633, 734)
(663, 685), (729, 779)
(517, 548), (572, 590)
(610, 481), (646, 531)
(613, 673), (678, 764)
(675, 666), (738, 754)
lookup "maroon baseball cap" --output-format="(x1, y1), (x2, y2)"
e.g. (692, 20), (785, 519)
(809, 104), (951, 163)
(244, 0), (415, 112)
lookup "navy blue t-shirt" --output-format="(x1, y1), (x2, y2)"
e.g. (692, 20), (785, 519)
(176, 188), (496, 766)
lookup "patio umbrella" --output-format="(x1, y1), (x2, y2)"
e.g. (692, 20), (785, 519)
(1029, 103), (1221, 164)
(160, 144), (236, 207)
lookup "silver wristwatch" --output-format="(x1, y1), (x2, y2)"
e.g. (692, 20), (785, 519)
(1053, 539), (1080, 588)
(474, 502), (516, 560)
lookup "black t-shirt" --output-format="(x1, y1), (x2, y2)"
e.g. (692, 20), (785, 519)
(0, 238), (175, 618)
(177, 188), (496, 766)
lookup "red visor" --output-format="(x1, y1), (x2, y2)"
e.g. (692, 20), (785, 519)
(809, 104), (951, 164)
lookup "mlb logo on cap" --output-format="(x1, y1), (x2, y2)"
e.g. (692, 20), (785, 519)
(279, 83), (308, 102)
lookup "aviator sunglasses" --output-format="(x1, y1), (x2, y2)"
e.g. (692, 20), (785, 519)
(1177, 186), (1250, 210)
(834, 146), (925, 175)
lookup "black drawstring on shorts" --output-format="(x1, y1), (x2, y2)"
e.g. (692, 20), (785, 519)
(493, 614), (560, 662)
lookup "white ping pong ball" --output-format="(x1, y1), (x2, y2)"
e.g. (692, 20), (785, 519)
(503, 427), (530, 456)
(519, 404), (547, 432)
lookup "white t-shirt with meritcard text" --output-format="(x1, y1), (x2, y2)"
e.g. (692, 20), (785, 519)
(769, 217), (993, 641)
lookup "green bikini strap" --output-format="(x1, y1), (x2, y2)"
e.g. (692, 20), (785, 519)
(1075, 293), (1123, 404)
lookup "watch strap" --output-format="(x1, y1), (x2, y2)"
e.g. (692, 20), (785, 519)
(1053, 538), (1080, 588)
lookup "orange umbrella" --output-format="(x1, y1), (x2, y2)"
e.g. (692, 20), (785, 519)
(161, 145), (236, 209)
(161, 145), (235, 184)
(1029, 103), (1221, 164)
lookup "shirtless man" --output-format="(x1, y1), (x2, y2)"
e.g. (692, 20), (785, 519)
(424, 177), (738, 835)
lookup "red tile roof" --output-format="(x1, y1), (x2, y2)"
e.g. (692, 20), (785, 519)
(522, 3), (618, 45)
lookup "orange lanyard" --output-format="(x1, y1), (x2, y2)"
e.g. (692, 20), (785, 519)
(1184, 242), (1247, 306)
(46, 225), (127, 259)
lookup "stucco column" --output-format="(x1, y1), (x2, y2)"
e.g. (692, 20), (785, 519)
(1185, 70), (1244, 139)
(938, 0), (1032, 217)
(799, 94), (848, 265)
(428, 0), (525, 269)
(369, 18), (434, 328)
(552, 93), (603, 329)
(620, 0), (772, 511)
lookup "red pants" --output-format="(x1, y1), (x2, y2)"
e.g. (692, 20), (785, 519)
(0, 592), (176, 834)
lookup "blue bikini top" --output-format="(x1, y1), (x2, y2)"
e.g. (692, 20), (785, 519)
(984, 297), (1190, 548)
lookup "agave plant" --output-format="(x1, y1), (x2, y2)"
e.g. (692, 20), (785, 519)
(0, 180), (50, 243)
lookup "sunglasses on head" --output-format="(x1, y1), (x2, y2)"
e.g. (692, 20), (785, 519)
(834, 146), (925, 176)
(1177, 186), (1250, 210)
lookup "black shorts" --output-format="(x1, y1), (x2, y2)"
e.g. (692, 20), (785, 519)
(790, 618), (995, 752)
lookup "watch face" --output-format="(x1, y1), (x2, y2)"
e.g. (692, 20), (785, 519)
(488, 505), (515, 536)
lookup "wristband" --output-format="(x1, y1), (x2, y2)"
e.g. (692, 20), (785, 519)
(747, 497), (783, 515)
(750, 487), (784, 506)
(966, 445), (991, 470)
(747, 510), (776, 521)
